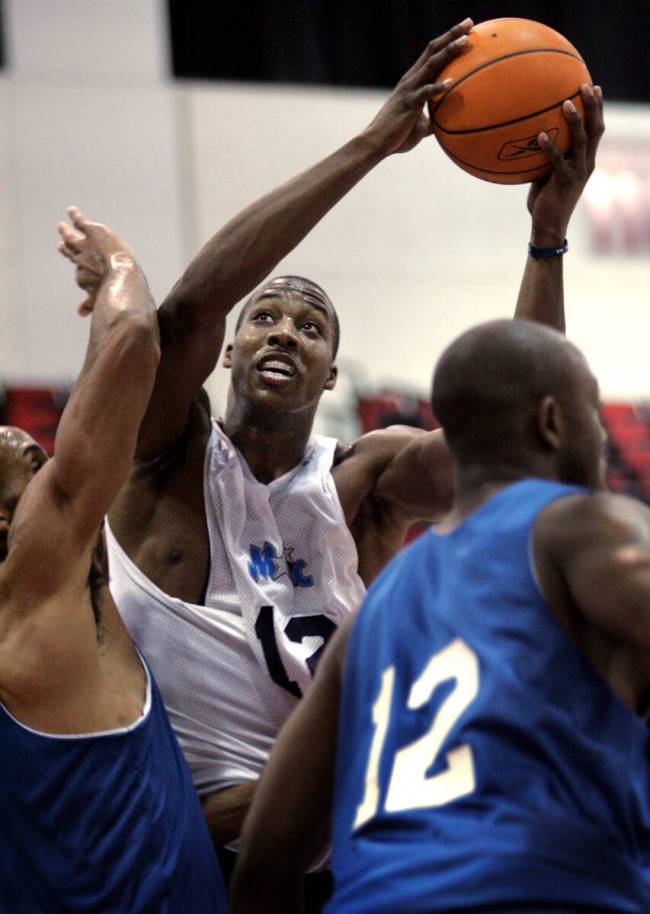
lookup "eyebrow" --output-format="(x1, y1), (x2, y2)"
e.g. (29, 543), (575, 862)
(253, 292), (332, 323)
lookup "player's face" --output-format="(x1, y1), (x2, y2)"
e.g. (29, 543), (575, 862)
(0, 428), (48, 561)
(557, 364), (607, 490)
(224, 288), (337, 415)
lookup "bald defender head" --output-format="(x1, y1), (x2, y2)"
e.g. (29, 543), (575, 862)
(0, 427), (48, 561)
(432, 320), (607, 491)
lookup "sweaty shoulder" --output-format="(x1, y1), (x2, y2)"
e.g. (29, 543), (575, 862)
(535, 490), (650, 557)
(533, 488), (650, 678)
(533, 490), (650, 625)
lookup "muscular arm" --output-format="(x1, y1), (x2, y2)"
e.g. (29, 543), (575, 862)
(136, 137), (388, 459)
(2, 211), (159, 603)
(133, 21), (473, 460)
(330, 428), (452, 584)
(370, 427), (454, 523)
(230, 618), (352, 914)
(535, 492), (650, 648)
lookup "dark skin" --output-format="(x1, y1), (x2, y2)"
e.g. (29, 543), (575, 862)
(59, 21), (604, 843)
(230, 322), (650, 914)
(0, 432), (47, 563)
(0, 209), (160, 735)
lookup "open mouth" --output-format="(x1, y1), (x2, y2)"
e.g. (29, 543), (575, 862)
(256, 354), (297, 384)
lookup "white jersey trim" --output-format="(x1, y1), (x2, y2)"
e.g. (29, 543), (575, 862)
(0, 649), (152, 740)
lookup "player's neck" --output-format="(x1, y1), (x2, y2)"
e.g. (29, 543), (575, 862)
(221, 409), (314, 484)
(443, 461), (556, 528)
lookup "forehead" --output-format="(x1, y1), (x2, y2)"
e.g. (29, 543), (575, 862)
(250, 279), (334, 320)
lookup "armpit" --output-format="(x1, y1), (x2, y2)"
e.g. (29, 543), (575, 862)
(333, 441), (355, 467)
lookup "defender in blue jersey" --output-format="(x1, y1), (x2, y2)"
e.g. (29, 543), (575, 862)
(0, 211), (227, 913)
(232, 319), (650, 914)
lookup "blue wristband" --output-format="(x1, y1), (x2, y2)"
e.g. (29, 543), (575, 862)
(528, 239), (568, 258)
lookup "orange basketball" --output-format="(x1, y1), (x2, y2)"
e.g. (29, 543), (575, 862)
(429, 18), (592, 184)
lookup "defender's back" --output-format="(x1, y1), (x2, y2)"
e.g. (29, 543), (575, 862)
(329, 479), (650, 914)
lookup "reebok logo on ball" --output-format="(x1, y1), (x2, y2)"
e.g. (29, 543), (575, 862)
(498, 127), (560, 161)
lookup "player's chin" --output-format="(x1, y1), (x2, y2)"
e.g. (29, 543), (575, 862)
(252, 375), (300, 401)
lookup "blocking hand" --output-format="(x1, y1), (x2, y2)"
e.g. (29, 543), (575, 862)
(57, 206), (135, 315)
(527, 84), (605, 246)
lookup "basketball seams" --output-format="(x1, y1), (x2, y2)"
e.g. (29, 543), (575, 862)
(435, 88), (583, 137)
(431, 47), (585, 130)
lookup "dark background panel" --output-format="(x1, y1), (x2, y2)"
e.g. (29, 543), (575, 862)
(167, 0), (650, 103)
(0, 0), (4, 70)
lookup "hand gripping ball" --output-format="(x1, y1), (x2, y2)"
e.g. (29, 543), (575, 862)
(429, 18), (592, 184)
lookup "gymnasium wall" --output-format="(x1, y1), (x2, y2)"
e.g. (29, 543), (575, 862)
(1, 1), (649, 434)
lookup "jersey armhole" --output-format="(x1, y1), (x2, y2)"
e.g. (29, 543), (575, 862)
(527, 526), (548, 603)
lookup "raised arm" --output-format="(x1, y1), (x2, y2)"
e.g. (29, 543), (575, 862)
(2, 209), (159, 598)
(338, 87), (605, 535)
(135, 19), (474, 459)
(514, 83), (605, 330)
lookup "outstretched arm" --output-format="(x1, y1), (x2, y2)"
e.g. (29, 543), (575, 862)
(342, 88), (606, 536)
(133, 19), (473, 460)
(3, 209), (159, 599)
(514, 83), (605, 330)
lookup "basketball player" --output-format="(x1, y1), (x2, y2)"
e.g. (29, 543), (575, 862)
(231, 319), (650, 914)
(58, 16), (604, 897)
(0, 209), (227, 913)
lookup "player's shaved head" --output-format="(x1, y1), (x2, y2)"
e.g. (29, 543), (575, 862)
(432, 319), (597, 473)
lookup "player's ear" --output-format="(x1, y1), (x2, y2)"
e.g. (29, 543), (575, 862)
(537, 395), (564, 449)
(222, 344), (234, 369)
(324, 364), (337, 392)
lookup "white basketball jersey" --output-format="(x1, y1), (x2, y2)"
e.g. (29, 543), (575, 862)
(106, 420), (366, 809)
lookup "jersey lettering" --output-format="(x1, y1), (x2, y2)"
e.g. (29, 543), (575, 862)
(255, 605), (337, 697)
(248, 542), (279, 582)
(354, 638), (479, 830)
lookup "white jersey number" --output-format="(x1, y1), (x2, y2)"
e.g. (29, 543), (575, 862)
(353, 638), (479, 830)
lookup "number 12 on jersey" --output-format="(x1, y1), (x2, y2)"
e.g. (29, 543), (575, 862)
(353, 638), (479, 830)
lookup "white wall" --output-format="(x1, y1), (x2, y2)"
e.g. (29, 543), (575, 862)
(1, 0), (186, 382)
(2, 1), (649, 428)
(189, 83), (650, 417)
(0, 74), (22, 377)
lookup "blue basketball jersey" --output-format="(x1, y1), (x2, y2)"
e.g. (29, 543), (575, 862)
(0, 656), (227, 913)
(328, 479), (650, 914)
